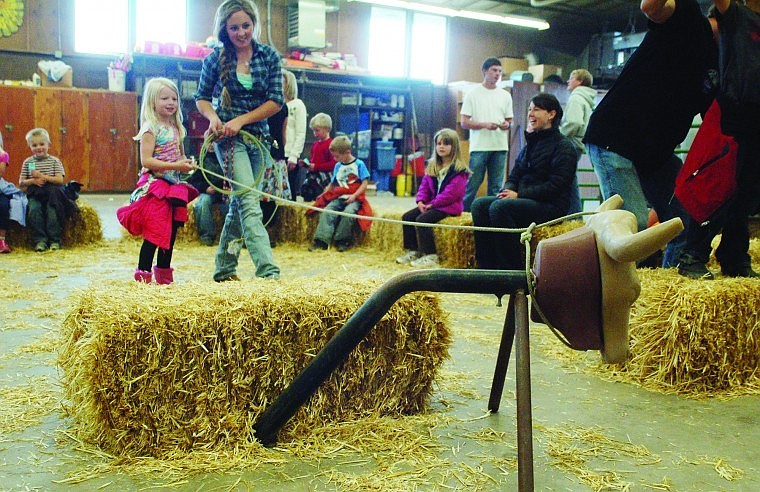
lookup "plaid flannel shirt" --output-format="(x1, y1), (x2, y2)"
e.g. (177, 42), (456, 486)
(194, 42), (284, 137)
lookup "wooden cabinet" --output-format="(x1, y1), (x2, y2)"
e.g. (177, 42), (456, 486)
(87, 91), (138, 191)
(0, 85), (137, 191)
(0, 86), (35, 181)
(34, 88), (90, 187)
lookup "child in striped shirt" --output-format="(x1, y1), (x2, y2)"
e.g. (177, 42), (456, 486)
(18, 128), (65, 252)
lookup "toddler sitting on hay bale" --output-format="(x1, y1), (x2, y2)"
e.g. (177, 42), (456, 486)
(59, 278), (450, 457)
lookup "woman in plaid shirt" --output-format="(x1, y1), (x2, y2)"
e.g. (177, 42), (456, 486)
(194, 0), (283, 281)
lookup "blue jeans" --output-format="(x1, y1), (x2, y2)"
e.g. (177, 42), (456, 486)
(463, 150), (507, 212)
(566, 147), (582, 215)
(586, 144), (687, 267)
(194, 192), (229, 244)
(213, 137), (279, 280)
(314, 198), (361, 244)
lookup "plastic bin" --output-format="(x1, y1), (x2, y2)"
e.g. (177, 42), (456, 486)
(372, 170), (391, 191)
(374, 141), (396, 171)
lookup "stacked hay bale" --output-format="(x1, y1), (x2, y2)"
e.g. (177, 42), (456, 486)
(59, 279), (451, 457)
(626, 268), (760, 394)
(8, 197), (102, 249)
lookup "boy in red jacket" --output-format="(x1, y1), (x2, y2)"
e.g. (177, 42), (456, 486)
(301, 113), (336, 201)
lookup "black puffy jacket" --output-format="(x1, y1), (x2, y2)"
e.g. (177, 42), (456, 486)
(503, 126), (577, 215)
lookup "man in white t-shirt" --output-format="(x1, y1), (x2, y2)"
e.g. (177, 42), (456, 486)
(460, 57), (514, 211)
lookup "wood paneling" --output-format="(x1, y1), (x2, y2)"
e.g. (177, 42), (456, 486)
(87, 91), (138, 191)
(1, 85), (136, 191)
(0, 86), (35, 181)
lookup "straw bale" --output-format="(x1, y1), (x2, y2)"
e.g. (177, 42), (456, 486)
(434, 214), (476, 268)
(173, 199), (226, 245)
(624, 268), (760, 394)
(59, 278), (451, 457)
(7, 197), (102, 249)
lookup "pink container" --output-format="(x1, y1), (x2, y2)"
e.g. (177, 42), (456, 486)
(160, 42), (182, 56)
(143, 40), (161, 54)
(184, 44), (205, 58)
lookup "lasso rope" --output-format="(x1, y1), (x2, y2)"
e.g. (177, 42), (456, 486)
(196, 133), (594, 348)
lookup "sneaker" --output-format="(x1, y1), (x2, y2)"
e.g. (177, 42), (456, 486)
(677, 260), (714, 280)
(396, 250), (422, 264)
(410, 254), (440, 268)
(721, 264), (759, 278)
(35, 241), (47, 252)
(49, 242), (61, 251)
(215, 274), (240, 283)
(0, 239), (10, 253)
(308, 239), (328, 251)
(335, 240), (351, 252)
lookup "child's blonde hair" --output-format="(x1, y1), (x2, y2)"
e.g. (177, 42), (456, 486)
(309, 113), (332, 131)
(135, 77), (186, 141)
(25, 128), (51, 145)
(282, 69), (298, 101)
(328, 135), (351, 154)
(425, 128), (467, 176)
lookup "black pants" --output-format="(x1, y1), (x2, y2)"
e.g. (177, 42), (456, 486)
(138, 221), (180, 271)
(401, 207), (449, 255)
(472, 196), (561, 270)
(0, 194), (10, 230)
(680, 134), (760, 269)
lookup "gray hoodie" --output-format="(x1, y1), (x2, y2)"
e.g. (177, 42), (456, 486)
(559, 86), (597, 153)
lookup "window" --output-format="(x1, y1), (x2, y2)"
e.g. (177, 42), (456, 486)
(367, 7), (407, 78)
(368, 7), (448, 84)
(74, 0), (187, 55)
(74, 0), (129, 54)
(135, 0), (187, 47)
(409, 13), (446, 85)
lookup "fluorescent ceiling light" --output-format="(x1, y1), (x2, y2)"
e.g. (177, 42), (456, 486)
(348, 0), (550, 30)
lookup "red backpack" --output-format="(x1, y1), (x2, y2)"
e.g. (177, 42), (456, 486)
(675, 100), (738, 225)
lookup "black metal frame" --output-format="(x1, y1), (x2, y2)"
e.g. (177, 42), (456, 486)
(253, 268), (536, 491)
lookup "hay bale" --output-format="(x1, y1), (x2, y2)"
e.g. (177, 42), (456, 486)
(625, 268), (760, 395)
(58, 279), (451, 457)
(7, 197), (102, 249)
(173, 199), (226, 245)
(434, 214), (476, 269)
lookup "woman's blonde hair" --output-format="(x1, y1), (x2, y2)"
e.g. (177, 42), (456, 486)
(425, 128), (467, 176)
(134, 77), (185, 141)
(214, 0), (262, 109)
(282, 69), (298, 101)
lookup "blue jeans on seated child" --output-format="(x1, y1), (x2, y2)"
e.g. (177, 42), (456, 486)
(314, 198), (361, 245)
(213, 137), (279, 280)
(28, 197), (61, 245)
(194, 192), (228, 244)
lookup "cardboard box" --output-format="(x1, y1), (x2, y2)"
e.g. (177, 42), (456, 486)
(528, 64), (562, 84)
(37, 67), (73, 87)
(498, 57), (529, 77)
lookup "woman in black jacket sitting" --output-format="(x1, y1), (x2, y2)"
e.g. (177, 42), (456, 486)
(472, 93), (577, 270)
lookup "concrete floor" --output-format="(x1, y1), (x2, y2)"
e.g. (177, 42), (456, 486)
(0, 193), (757, 491)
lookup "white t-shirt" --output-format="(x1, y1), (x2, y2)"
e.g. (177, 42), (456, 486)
(460, 85), (514, 152)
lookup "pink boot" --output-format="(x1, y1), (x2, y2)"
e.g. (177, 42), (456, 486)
(134, 269), (152, 283)
(153, 266), (174, 285)
(0, 239), (10, 253)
